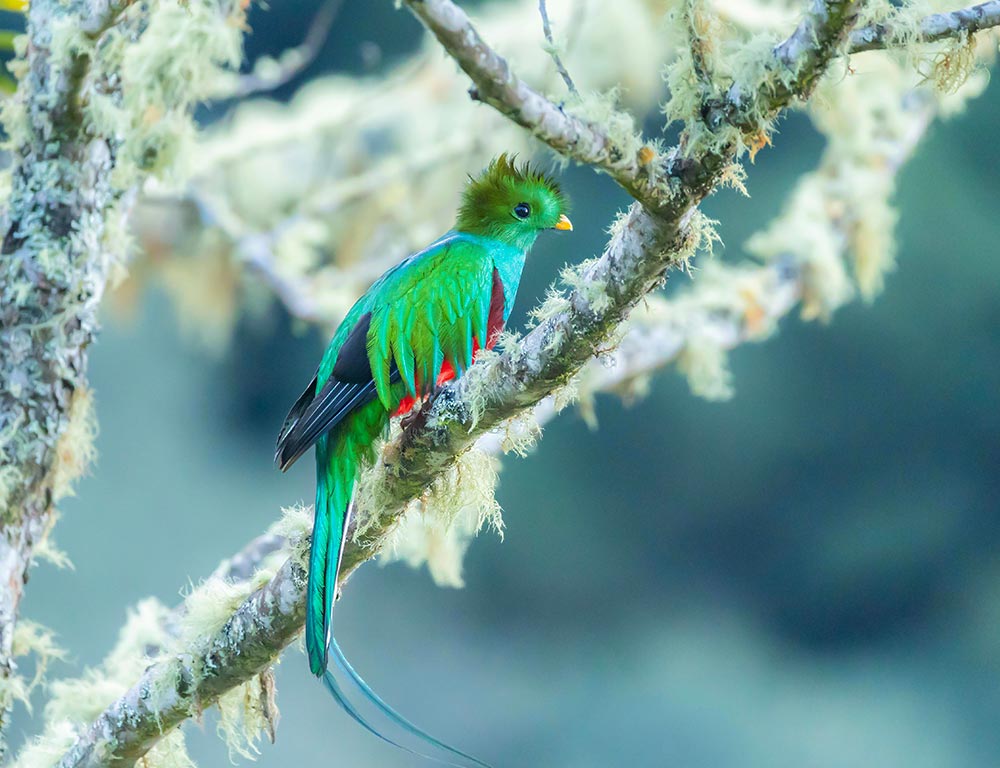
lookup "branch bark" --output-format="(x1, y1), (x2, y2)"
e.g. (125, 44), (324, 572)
(49, 2), (867, 765)
(400, 0), (655, 205)
(219, 0), (343, 98)
(55, 557), (306, 768)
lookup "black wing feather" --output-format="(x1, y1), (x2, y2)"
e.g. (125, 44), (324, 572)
(276, 374), (318, 449)
(275, 378), (380, 471)
(274, 313), (401, 471)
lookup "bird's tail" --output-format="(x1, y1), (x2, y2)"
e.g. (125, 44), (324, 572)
(308, 427), (490, 767)
(305, 433), (354, 676)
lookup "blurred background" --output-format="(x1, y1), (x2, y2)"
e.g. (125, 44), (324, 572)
(10, 1), (1000, 766)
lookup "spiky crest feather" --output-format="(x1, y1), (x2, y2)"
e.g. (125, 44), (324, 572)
(455, 154), (568, 247)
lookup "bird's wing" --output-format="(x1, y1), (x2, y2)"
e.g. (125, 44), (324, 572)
(274, 312), (398, 471)
(367, 237), (496, 408)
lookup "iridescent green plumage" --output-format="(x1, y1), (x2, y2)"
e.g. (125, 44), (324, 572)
(275, 155), (570, 764)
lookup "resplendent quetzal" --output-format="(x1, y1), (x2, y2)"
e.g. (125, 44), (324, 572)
(274, 155), (571, 765)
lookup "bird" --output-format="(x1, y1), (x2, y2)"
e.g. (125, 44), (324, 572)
(274, 154), (571, 765)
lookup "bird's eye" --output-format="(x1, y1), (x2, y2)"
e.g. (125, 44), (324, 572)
(513, 203), (531, 219)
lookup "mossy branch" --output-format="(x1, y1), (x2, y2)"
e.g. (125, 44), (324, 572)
(697, 0), (860, 138)
(849, 1), (1000, 53)
(399, 0), (656, 206)
(53, 555), (305, 768)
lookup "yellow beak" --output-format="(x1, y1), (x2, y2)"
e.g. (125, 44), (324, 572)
(553, 214), (573, 231)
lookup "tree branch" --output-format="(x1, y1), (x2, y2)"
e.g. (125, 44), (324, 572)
(55, 557), (306, 768)
(537, 0), (578, 96)
(849, 1), (1000, 53)
(219, 0), (343, 99)
(399, 0), (655, 206)
(698, 0), (860, 137)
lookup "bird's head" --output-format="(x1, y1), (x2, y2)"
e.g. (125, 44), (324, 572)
(455, 153), (572, 249)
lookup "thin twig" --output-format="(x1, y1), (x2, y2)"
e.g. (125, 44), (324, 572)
(226, 0), (343, 98)
(538, 0), (578, 96)
(849, 0), (1000, 53)
(685, 0), (714, 91)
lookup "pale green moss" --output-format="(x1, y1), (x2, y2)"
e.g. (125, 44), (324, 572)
(12, 620), (65, 707)
(684, 209), (723, 272)
(142, 730), (197, 768)
(497, 412), (543, 458)
(567, 87), (645, 165)
(86, 0), (245, 187)
(718, 161), (749, 195)
(926, 32), (979, 94)
(528, 286), (572, 328)
(216, 669), (279, 761)
(50, 386), (97, 503)
(457, 346), (506, 429)
(380, 449), (502, 588)
(9, 721), (78, 768)
(561, 259), (612, 313)
(45, 675), (129, 727)
(677, 333), (734, 401)
(271, 504), (312, 570)
(0, 673), (30, 719)
(179, 566), (274, 650)
(552, 377), (580, 414)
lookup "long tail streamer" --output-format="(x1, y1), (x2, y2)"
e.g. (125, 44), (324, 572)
(325, 638), (492, 768)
